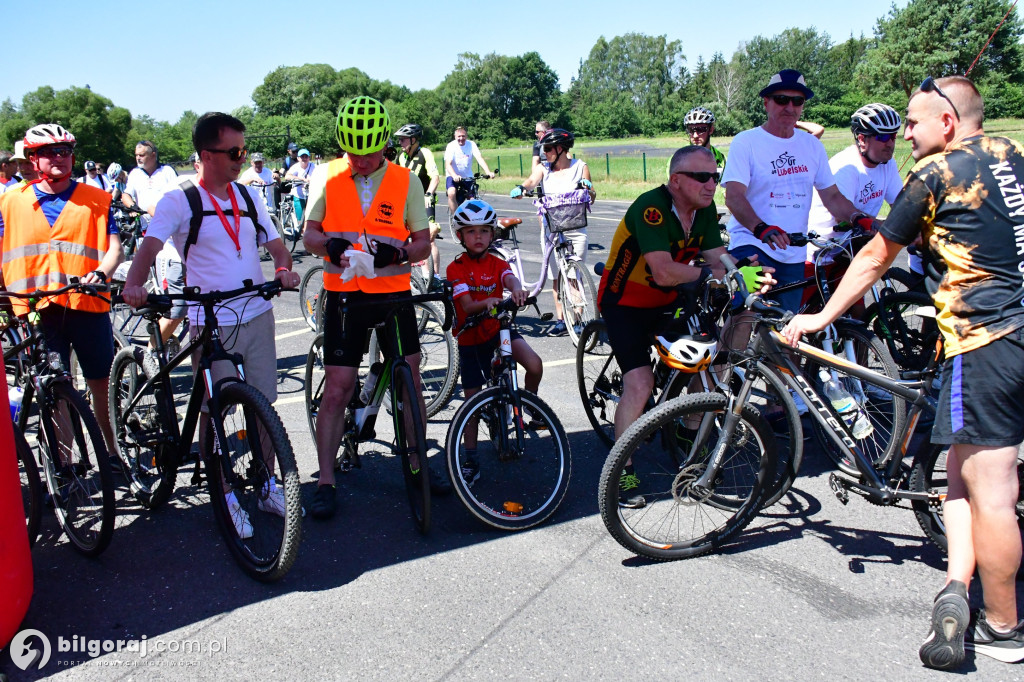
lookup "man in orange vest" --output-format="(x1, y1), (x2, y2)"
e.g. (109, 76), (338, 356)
(0, 124), (123, 452)
(302, 96), (449, 520)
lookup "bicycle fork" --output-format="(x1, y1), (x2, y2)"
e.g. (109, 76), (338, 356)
(690, 369), (755, 496)
(493, 329), (527, 460)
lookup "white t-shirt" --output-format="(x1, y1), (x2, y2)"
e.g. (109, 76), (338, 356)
(80, 173), (111, 191)
(807, 144), (903, 236)
(286, 162), (314, 199)
(125, 164), (178, 213)
(146, 182), (279, 327)
(444, 140), (479, 179)
(540, 158), (587, 196)
(241, 166), (275, 208)
(723, 127), (835, 264)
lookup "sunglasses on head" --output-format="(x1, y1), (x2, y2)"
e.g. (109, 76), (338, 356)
(871, 133), (899, 143)
(36, 146), (74, 159)
(770, 94), (806, 106)
(674, 170), (720, 184)
(920, 76), (961, 120)
(205, 146), (248, 162)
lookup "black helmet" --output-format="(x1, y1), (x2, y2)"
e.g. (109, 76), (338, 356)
(539, 128), (574, 150)
(394, 123), (423, 140)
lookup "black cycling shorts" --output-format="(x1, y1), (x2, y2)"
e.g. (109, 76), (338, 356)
(36, 305), (116, 380)
(458, 330), (524, 391)
(932, 326), (1024, 447)
(322, 290), (421, 367)
(599, 303), (672, 374)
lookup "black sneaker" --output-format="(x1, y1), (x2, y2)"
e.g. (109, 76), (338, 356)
(920, 580), (970, 670)
(310, 484), (337, 520)
(618, 468), (645, 509)
(461, 458), (480, 488)
(965, 610), (1024, 663)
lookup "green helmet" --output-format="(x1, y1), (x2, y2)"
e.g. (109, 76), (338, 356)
(336, 96), (391, 155)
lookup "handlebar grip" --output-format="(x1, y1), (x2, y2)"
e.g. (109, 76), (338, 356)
(787, 233), (809, 247)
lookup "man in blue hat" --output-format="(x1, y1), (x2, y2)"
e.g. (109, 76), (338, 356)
(723, 69), (866, 314)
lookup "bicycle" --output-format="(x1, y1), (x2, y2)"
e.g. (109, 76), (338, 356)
(444, 296), (571, 530)
(596, 254), (951, 561)
(2, 281), (116, 557)
(485, 188), (598, 347)
(112, 201), (147, 259)
(16, 423), (42, 548)
(303, 286), (455, 533)
(108, 279), (302, 582)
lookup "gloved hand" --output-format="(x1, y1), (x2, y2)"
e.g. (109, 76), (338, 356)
(581, 178), (593, 189)
(739, 265), (764, 293)
(509, 185), (525, 199)
(372, 242), (407, 269)
(851, 212), (875, 234)
(325, 238), (352, 267)
(753, 222), (786, 245)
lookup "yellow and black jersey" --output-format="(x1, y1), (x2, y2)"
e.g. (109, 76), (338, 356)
(397, 147), (439, 194)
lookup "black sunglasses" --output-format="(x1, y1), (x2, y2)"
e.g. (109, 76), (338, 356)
(871, 133), (899, 143)
(686, 125), (711, 134)
(205, 146), (248, 162)
(920, 76), (961, 120)
(674, 170), (720, 184)
(542, 144), (560, 152)
(770, 94), (806, 107)
(36, 146), (74, 159)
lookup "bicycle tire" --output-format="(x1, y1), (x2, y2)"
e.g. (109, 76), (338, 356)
(3, 323), (31, 386)
(16, 424), (42, 548)
(864, 290), (939, 375)
(597, 392), (774, 560)
(806, 322), (906, 476)
(38, 382), (115, 556)
(299, 265), (325, 332)
(559, 260), (599, 347)
(445, 387), (571, 530)
(71, 328), (128, 410)
(205, 381), (302, 582)
(109, 347), (180, 509)
(576, 319), (620, 448)
(304, 333), (325, 441)
(392, 363), (431, 533)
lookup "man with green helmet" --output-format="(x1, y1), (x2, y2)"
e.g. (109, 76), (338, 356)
(302, 96), (450, 520)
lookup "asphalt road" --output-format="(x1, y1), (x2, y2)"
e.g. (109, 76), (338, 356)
(5, 191), (1022, 681)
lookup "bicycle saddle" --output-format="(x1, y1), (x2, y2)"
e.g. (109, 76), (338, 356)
(498, 217), (521, 228)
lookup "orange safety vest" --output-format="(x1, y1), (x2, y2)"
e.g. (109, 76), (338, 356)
(321, 159), (412, 293)
(1, 181), (112, 315)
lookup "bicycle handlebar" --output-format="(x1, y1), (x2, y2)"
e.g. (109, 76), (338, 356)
(0, 279), (110, 301)
(112, 279), (288, 311)
(719, 253), (792, 324)
(112, 201), (147, 216)
(458, 295), (537, 333)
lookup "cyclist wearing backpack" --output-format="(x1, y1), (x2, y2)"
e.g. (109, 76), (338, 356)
(395, 123), (444, 288)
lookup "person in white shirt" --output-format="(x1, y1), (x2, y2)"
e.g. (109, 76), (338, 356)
(284, 148), (314, 229)
(443, 127), (493, 215)
(79, 160), (113, 192)
(239, 152), (276, 211)
(806, 103), (905, 261)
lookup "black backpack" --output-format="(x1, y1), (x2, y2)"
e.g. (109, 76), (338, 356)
(180, 179), (270, 260)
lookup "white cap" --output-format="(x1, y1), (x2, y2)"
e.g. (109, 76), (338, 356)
(11, 141), (26, 161)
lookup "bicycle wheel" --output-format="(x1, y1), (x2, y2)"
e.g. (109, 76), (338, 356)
(576, 320), (621, 447)
(559, 260), (599, 346)
(446, 387), (571, 530)
(16, 424), (42, 548)
(299, 265), (325, 331)
(71, 329), (128, 411)
(412, 302), (458, 417)
(597, 392), (774, 560)
(865, 290), (939, 375)
(392, 363), (431, 533)
(806, 322), (906, 477)
(38, 382), (115, 556)
(304, 333), (325, 441)
(3, 323), (31, 387)
(109, 347), (179, 509)
(206, 381), (302, 582)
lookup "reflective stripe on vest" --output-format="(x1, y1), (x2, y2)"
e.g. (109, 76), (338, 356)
(321, 159), (412, 293)
(0, 182), (112, 314)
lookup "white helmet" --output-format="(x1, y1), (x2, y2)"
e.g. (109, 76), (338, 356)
(24, 123), (77, 150)
(684, 107), (716, 127)
(850, 103), (902, 136)
(655, 332), (718, 373)
(106, 162), (122, 179)
(450, 199), (496, 242)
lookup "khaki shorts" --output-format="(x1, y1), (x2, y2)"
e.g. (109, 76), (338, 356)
(190, 309), (278, 412)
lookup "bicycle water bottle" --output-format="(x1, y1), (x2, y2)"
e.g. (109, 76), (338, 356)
(360, 362), (382, 404)
(819, 370), (874, 439)
(8, 386), (23, 422)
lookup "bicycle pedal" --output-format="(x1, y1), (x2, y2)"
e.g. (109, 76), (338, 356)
(828, 474), (850, 505)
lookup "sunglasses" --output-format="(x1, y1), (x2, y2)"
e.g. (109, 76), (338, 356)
(205, 146), (248, 162)
(686, 126), (711, 135)
(542, 144), (560, 152)
(770, 94), (806, 107)
(871, 133), (899, 143)
(674, 170), (720, 184)
(36, 146), (74, 159)
(920, 76), (961, 120)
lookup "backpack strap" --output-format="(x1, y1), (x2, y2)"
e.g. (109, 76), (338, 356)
(180, 179), (270, 261)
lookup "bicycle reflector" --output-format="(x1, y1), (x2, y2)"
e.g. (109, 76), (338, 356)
(503, 501), (524, 514)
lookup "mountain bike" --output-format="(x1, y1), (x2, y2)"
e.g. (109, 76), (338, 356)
(16, 423), (42, 548)
(112, 201), (147, 258)
(444, 296), (571, 530)
(596, 254), (948, 561)
(2, 281), (116, 557)
(304, 287), (455, 533)
(109, 280), (302, 582)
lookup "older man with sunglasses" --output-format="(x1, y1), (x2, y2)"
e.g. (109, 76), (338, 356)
(784, 75), (1024, 671)
(724, 69), (866, 314)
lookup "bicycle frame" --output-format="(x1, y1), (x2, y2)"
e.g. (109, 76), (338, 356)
(489, 220), (579, 299)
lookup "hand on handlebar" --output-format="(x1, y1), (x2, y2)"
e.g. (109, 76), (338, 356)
(510, 185), (524, 199)
(275, 269), (301, 289)
(509, 288), (529, 306)
(753, 222), (789, 250)
(851, 212), (875, 234)
(781, 312), (831, 348)
(122, 284), (150, 309)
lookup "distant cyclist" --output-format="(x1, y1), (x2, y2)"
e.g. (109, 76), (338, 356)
(284, 148), (314, 230)
(283, 141), (299, 172)
(444, 127), (494, 216)
(240, 152), (276, 210)
(395, 123), (444, 288)
(683, 107), (726, 174)
(531, 120), (552, 171)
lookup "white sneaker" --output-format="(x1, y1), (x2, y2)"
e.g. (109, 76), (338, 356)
(789, 388), (810, 416)
(257, 482), (305, 518)
(226, 492), (253, 539)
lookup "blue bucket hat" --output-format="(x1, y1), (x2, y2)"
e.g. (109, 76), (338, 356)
(758, 69), (814, 100)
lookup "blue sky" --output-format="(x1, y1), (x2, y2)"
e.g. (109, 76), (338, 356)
(6, 0), (911, 122)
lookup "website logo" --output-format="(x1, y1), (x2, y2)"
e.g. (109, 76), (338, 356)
(10, 629), (51, 671)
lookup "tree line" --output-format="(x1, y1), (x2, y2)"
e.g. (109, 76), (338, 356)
(1, 0), (1021, 170)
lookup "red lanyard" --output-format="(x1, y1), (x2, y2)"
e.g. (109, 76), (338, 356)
(199, 179), (242, 258)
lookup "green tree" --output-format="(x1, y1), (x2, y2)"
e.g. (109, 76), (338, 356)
(0, 98), (32, 151)
(858, 0), (1024, 97)
(18, 86), (132, 169)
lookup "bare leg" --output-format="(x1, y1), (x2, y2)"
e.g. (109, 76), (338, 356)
(314, 365), (358, 488)
(86, 377), (116, 456)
